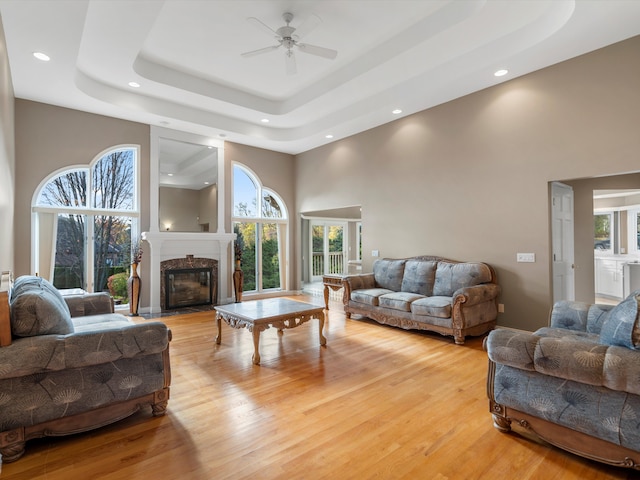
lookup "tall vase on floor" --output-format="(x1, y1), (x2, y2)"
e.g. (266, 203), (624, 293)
(127, 262), (141, 316)
(233, 260), (243, 303)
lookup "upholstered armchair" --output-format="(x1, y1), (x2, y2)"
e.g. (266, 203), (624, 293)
(0, 275), (171, 462)
(486, 294), (640, 469)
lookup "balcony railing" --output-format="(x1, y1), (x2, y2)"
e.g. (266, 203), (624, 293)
(312, 252), (344, 276)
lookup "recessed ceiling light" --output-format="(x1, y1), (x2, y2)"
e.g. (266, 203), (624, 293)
(392, 109), (402, 115)
(494, 69), (509, 77)
(261, 118), (269, 123)
(204, 181), (210, 185)
(128, 81), (141, 88)
(33, 52), (50, 62)
(219, 133), (227, 138)
(159, 120), (170, 126)
(167, 173), (174, 177)
(325, 134), (334, 139)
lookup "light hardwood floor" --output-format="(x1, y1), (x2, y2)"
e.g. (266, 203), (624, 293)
(1, 295), (636, 479)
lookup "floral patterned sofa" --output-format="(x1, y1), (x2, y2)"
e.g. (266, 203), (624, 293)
(486, 293), (640, 469)
(0, 275), (171, 462)
(342, 256), (500, 344)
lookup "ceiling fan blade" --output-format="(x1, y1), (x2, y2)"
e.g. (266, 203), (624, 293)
(293, 13), (322, 40)
(297, 43), (337, 60)
(241, 45), (281, 57)
(285, 50), (297, 75)
(247, 17), (278, 38)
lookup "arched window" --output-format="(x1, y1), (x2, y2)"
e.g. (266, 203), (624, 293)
(232, 164), (288, 293)
(33, 146), (140, 295)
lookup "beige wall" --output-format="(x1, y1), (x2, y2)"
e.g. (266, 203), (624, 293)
(159, 186), (201, 232)
(158, 184), (218, 232)
(0, 14), (14, 276)
(14, 100), (150, 303)
(295, 35), (640, 332)
(198, 184), (217, 231)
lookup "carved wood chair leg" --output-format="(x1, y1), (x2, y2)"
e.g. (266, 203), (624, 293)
(0, 440), (26, 463)
(492, 413), (512, 433)
(152, 400), (169, 417)
(151, 388), (170, 416)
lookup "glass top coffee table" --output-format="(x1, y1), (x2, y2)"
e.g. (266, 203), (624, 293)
(214, 298), (327, 365)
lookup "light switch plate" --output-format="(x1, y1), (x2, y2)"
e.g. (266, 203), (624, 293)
(372, 250), (379, 257)
(517, 253), (535, 263)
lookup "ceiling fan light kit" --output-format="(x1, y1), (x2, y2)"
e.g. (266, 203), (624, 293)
(241, 12), (338, 75)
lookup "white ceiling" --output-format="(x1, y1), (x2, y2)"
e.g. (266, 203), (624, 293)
(1, 0), (640, 155)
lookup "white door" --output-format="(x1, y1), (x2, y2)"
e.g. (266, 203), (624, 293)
(551, 182), (575, 302)
(310, 221), (346, 282)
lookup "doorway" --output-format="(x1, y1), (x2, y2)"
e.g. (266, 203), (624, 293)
(310, 221), (347, 282)
(549, 174), (640, 304)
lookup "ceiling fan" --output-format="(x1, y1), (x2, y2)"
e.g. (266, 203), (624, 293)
(241, 12), (338, 75)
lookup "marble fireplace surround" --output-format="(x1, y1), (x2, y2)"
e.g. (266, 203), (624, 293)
(141, 231), (235, 314)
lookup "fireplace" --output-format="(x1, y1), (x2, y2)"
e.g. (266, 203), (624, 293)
(165, 267), (214, 310)
(160, 255), (218, 310)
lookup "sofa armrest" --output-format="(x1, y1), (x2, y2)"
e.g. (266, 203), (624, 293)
(0, 320), (170, 380)
(342, 273), (375, 301)
(548, 300), (591, 331)
(452, 283), (500, 307)
(64, 292), (114, 317)
(485, 328), (538, 371)
(486, 328), (640, 396)
(549, 300), (615, 334)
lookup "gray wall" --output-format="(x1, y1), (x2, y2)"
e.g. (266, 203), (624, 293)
(0, 13), (14, 277)
(14, 100), (150, 304)
(295, 35), (640, 332)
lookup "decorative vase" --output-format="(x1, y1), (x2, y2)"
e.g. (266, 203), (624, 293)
(127, 262), (141, 316)
(233, 260), (243, 303)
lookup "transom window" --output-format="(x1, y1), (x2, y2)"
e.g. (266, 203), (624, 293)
(232, 164), (288, 293)
(33, 146), (139, 294)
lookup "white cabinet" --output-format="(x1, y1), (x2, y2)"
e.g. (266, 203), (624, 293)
(595, 258), (625, 299)
(624, 262), (640, 297)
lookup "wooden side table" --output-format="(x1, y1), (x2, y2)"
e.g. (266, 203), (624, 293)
(322, 275), (344, 310)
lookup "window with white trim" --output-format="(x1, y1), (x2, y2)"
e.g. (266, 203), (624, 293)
(232, 164), (288, 293)
(33, 146), (139, 295)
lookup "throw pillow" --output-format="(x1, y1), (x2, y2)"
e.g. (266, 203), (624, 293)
(10, 276), (74, 337)
(433, 262), (491, 297)
(599, 293), (640, 349)
(373, 259), (406, 292)
(400, 260), (437, 296)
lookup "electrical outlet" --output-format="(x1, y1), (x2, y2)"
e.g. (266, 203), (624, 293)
(372, 250), (379, 257)
(516, 253), (535, 263)
(498, 304), (504, 313)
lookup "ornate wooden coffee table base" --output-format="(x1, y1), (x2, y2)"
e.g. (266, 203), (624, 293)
(214, 298), (326, 365)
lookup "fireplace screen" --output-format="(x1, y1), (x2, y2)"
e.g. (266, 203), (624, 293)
(165, 268), (213, 309)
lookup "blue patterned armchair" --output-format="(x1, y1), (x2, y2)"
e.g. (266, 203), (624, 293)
(486, 294), (640, 469)
(0, 276), (171, 462)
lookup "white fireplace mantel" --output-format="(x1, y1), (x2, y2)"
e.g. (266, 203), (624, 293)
(141, 231), (235, 314)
